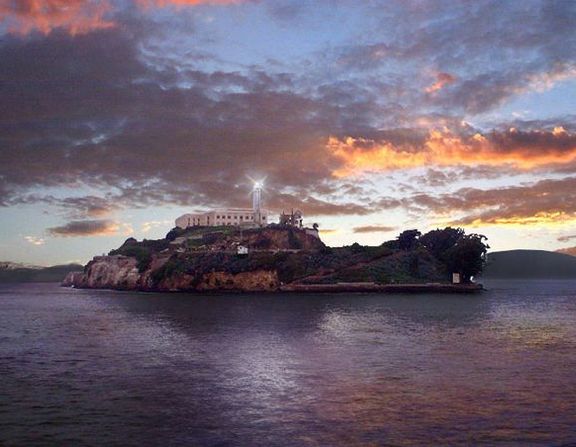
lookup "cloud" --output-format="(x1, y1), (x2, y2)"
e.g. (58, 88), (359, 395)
(0, 27), (350, 214)
(556, 247), (576, 256)
(24, 235), (46, 245)
(328, 1), (576, 113)
(273, 194), (374, 217)
(353, 225), (396, 234)
(141, 220), (172, 233)
(406, 177), (576, 227)
(328, 127), (576, 176)
(425, 72), (456, 94)
(319, 228), (338, 235)
(0, 0), (115, 35)
(138, 0), (242, 6)
(0, 0), (246, 35)
(47, 219), (132, 237)
(558, 235), (576, 243)
(1, 0), (576, 233)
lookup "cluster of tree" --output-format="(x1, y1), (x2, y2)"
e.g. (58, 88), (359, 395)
(393, 227), (489, 282)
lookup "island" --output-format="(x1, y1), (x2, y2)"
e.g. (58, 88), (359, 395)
(62, 225), (487, 293)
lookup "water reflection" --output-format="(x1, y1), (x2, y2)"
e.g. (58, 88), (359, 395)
(1, 282), (575, 446)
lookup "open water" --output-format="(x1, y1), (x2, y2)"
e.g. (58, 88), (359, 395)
(0, 280), (575, 446)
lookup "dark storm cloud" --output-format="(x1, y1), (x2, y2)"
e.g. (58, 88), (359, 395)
(0, 26), (355, 215)
(47, 219), (120, 237)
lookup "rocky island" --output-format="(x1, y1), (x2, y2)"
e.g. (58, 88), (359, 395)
(63, 226), (487, 293)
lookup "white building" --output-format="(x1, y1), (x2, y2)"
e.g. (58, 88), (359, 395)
(175, 208), (271, 229)
(175, 182), (272, 229)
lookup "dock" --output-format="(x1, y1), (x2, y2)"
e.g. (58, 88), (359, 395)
(279, 282), (484, 294)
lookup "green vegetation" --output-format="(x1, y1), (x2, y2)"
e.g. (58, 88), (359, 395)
(109, 238), (170, 272)
(415, 227), (489, 282)
(105, 225), (489, 286)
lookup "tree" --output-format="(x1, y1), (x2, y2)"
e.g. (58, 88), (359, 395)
(165, 228), (183, 241)
(445, 233), (490, 282)
(397, 229), (421, 250)
(420, 227), (465, 260)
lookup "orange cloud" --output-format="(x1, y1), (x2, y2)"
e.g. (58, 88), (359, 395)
(319, 228), (339, 235)
(138, 0), (241, 6)
(328, 127), (576, 177)
(0, 0), (242, 35)
(425, 72), (456, 93)
(353, 225), (396, 234)
(48, 219), (133, 237)
(557, 247), (576, 257)
(0, 0), (114, 35)
(459, 211), (575, 227)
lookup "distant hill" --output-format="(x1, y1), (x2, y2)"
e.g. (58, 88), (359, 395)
(482, 250), (576, 279)
(0, 263), (84, 283)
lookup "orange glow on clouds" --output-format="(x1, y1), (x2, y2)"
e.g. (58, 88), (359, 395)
(0, 0), (114, 35)
(328, 128), (576, 177)
(425, 72), (456, 94)
(0, 0), (242, 35)
(138, 0), (241, 6)
(459, 211), (576, 228)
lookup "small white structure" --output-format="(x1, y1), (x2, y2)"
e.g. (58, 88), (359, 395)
(452, 273), (461, 284)
(237, 245), (248, 255)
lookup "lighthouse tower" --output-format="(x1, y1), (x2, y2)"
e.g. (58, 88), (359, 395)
(252, 181), (263, 225)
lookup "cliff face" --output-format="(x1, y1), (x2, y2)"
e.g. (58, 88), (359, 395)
(64, 255), (279, 292)
(64, 256), (141, 290)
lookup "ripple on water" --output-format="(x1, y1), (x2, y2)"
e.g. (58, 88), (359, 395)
(0, 281), (575, 446)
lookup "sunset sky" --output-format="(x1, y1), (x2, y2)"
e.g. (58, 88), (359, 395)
(1, 0), (575, 265)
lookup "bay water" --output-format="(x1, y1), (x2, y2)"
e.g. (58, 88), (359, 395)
(1, 280), (575, 446)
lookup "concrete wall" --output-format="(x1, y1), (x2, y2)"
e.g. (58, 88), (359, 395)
(175, 208), (271, 229)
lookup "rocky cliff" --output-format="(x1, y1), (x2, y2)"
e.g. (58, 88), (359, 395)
(63, 226), (320, 292)
(64, 254), (279, 292)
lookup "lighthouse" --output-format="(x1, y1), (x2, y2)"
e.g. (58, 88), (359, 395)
(252, 180), (263, 226)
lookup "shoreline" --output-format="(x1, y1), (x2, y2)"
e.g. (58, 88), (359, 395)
(62, 281), (484, 294)
(279, 282), (484, 294)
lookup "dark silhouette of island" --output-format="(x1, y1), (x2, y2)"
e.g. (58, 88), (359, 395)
(481, 250), (576, 279)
